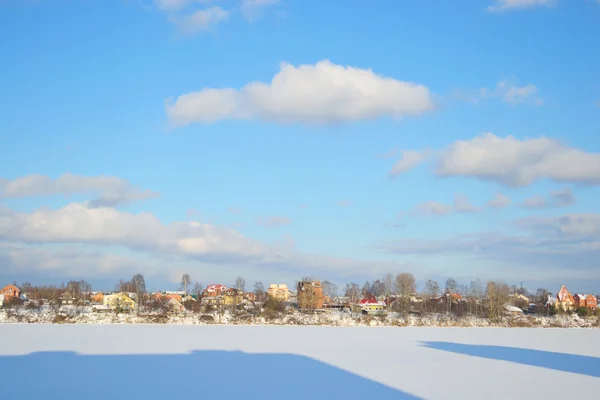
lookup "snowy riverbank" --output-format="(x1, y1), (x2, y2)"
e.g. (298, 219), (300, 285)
(1, 308), (598, 328)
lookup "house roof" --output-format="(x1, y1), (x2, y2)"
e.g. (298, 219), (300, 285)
(359, 298), (380, 305)
(504, 305), (523, 313)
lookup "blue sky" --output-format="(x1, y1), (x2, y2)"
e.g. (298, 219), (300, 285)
(1, 0), (599, 293)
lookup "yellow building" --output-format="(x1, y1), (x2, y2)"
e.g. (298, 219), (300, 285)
(352, 299), (387, 315)
(268, 284), (289, 301)
(223, 288), (244, 306)
(103, 292), (136, 312)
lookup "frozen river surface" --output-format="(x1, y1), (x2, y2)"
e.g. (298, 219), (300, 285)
(0, 325), (599, 399)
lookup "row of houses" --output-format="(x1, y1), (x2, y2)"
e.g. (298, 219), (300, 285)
(2, 282), (598, 316)
(546, 285), (598, 311)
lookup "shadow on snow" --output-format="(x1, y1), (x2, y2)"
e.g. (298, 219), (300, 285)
(0, 350), (419, 399)
(421, 341), (600, 378)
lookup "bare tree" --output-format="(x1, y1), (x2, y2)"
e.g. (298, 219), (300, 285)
(254, 281), (265, 302)
(361, 281), (372, 298)
(394, 273), (416, 311)
(235, 276), (246, 293)
(180, 273), (191, 295)
(344, 283), (361, 305)
(485, 281), (510, 321)
(132, 274), (146, 313)
(383, 273), (394, 296)
(536, 288), (550, 304)
(469, 279), (485, 316)
(423, 279), (440, 310)
(322, 280), (339, 299)
(445, 278), (458, 294)
(371, 280), (386, 298)
(394, 273), (416, 297)
(192, 282), (203, 299)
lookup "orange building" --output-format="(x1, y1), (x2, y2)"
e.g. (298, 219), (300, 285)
(556, 285), (575, 310)
(574, 294), (598, 310)
(0, 285), (21, 300)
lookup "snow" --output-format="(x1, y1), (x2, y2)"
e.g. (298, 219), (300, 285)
(0, 324), (598, 399)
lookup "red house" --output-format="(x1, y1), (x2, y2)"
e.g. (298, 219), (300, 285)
(574, 294), (598, 310)
(0, 284), (21, 300)
(203, 284), (228, 297)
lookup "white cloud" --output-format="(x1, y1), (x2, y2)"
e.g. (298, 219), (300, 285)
(460, 80), (543, 106)
(389, 150), (429, 178)
(488, 0), (556, 12)
(434, 133), (600, 187)
(522, 187), (577, 209)
(412, 201), (453, 216)
(0, 173), (158, 207)
(155, 0), (211, 11)
(376, 212), (600, 287)
(412, 195), (479, 216)
(453, 194), (480, 213)
(515, 213), (600, 238)
(0, 203), (408, 280)
(493, 80), (543, 105)
(241, 0), (279, 21)
(169, 7), (229, 34)
(487, 193), (511, 209)
(257, 215), (292, 227)
(166, 60), (435, 126)
(0, 203), (264, 257)
(522, 195), (549, 209)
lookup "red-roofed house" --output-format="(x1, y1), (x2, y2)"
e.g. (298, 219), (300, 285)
(203, 284), (228, 297)
(353, 297), (386, 315)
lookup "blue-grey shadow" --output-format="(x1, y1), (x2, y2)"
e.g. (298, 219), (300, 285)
(0, 350), (419, 399)
(421, 341), (600, 378)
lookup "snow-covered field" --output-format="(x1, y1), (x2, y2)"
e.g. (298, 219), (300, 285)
(0, 325), (598, 399)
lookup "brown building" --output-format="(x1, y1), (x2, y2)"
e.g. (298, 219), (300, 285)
(297, 281), (323, 310)
(574, 294), (598, 310)
(1, 284), (21, 300)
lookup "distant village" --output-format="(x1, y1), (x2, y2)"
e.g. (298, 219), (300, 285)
(1, 274), (599, 321)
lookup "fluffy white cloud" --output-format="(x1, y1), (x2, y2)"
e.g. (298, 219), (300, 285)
(241, 0), (279, 21)
(166, 60), (435, 126)
(431, 133), (600, 187)
(169, 7), (229, 34)
(0, 203), (407, 280)
(389, 150), (429, 177)
(0, 203), (265, 257)
(488, 0), (556, 12)
(0, 173), (158, 207)
(487, 193), (511, 209)
(257, 215), (292, 227)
